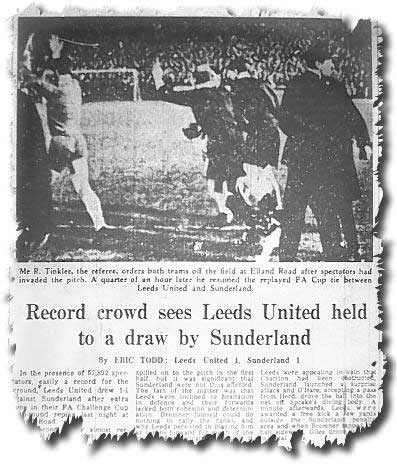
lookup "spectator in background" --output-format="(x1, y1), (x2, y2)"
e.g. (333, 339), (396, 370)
(67, 21), (370, 102)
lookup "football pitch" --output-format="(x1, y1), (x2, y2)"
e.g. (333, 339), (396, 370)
(28, 100), (373, 262)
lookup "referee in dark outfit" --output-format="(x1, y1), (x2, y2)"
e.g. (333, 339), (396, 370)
(16, 33), (52, 260)
(321, 73), (371, 260)
(278, 45), (367, 261)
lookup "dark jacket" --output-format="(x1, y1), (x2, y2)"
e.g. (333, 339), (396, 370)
(231, 77), (279, 167)
(279, 72), (368, 200)
(158, 86), (239, 147)
(16, 90), (52, 234)
(157, 85), (245, 189)
(158, 84), (244, 169)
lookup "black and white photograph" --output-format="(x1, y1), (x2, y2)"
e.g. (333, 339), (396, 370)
(16, 15), (374, 262)
(3, 0), (395, 462)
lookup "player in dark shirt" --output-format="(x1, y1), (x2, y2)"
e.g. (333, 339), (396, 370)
(152, 62), (244, 223)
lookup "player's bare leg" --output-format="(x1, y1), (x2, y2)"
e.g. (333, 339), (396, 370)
(207, 179), (233, 223)
(70, 157), (112, 231)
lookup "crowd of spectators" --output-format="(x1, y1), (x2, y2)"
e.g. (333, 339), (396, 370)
(66, 20), (371, 101)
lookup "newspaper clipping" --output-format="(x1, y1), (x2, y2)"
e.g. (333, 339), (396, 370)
(10, 10), (383, 450)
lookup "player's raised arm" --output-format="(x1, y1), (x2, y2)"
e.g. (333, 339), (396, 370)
(151, 59), (191, 104)
(172, 84), (196, 91)
(49, 34), (64, 59)
(194, 69), (221, 90)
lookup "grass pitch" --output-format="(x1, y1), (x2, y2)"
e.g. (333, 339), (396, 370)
(27, 100), (373, 262)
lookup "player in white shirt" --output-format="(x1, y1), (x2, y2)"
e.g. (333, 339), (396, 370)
(37, 35), (113, 234)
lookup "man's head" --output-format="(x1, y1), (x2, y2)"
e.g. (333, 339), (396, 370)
(303, 45), (335, 77)
(47, 57), (73, 77)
